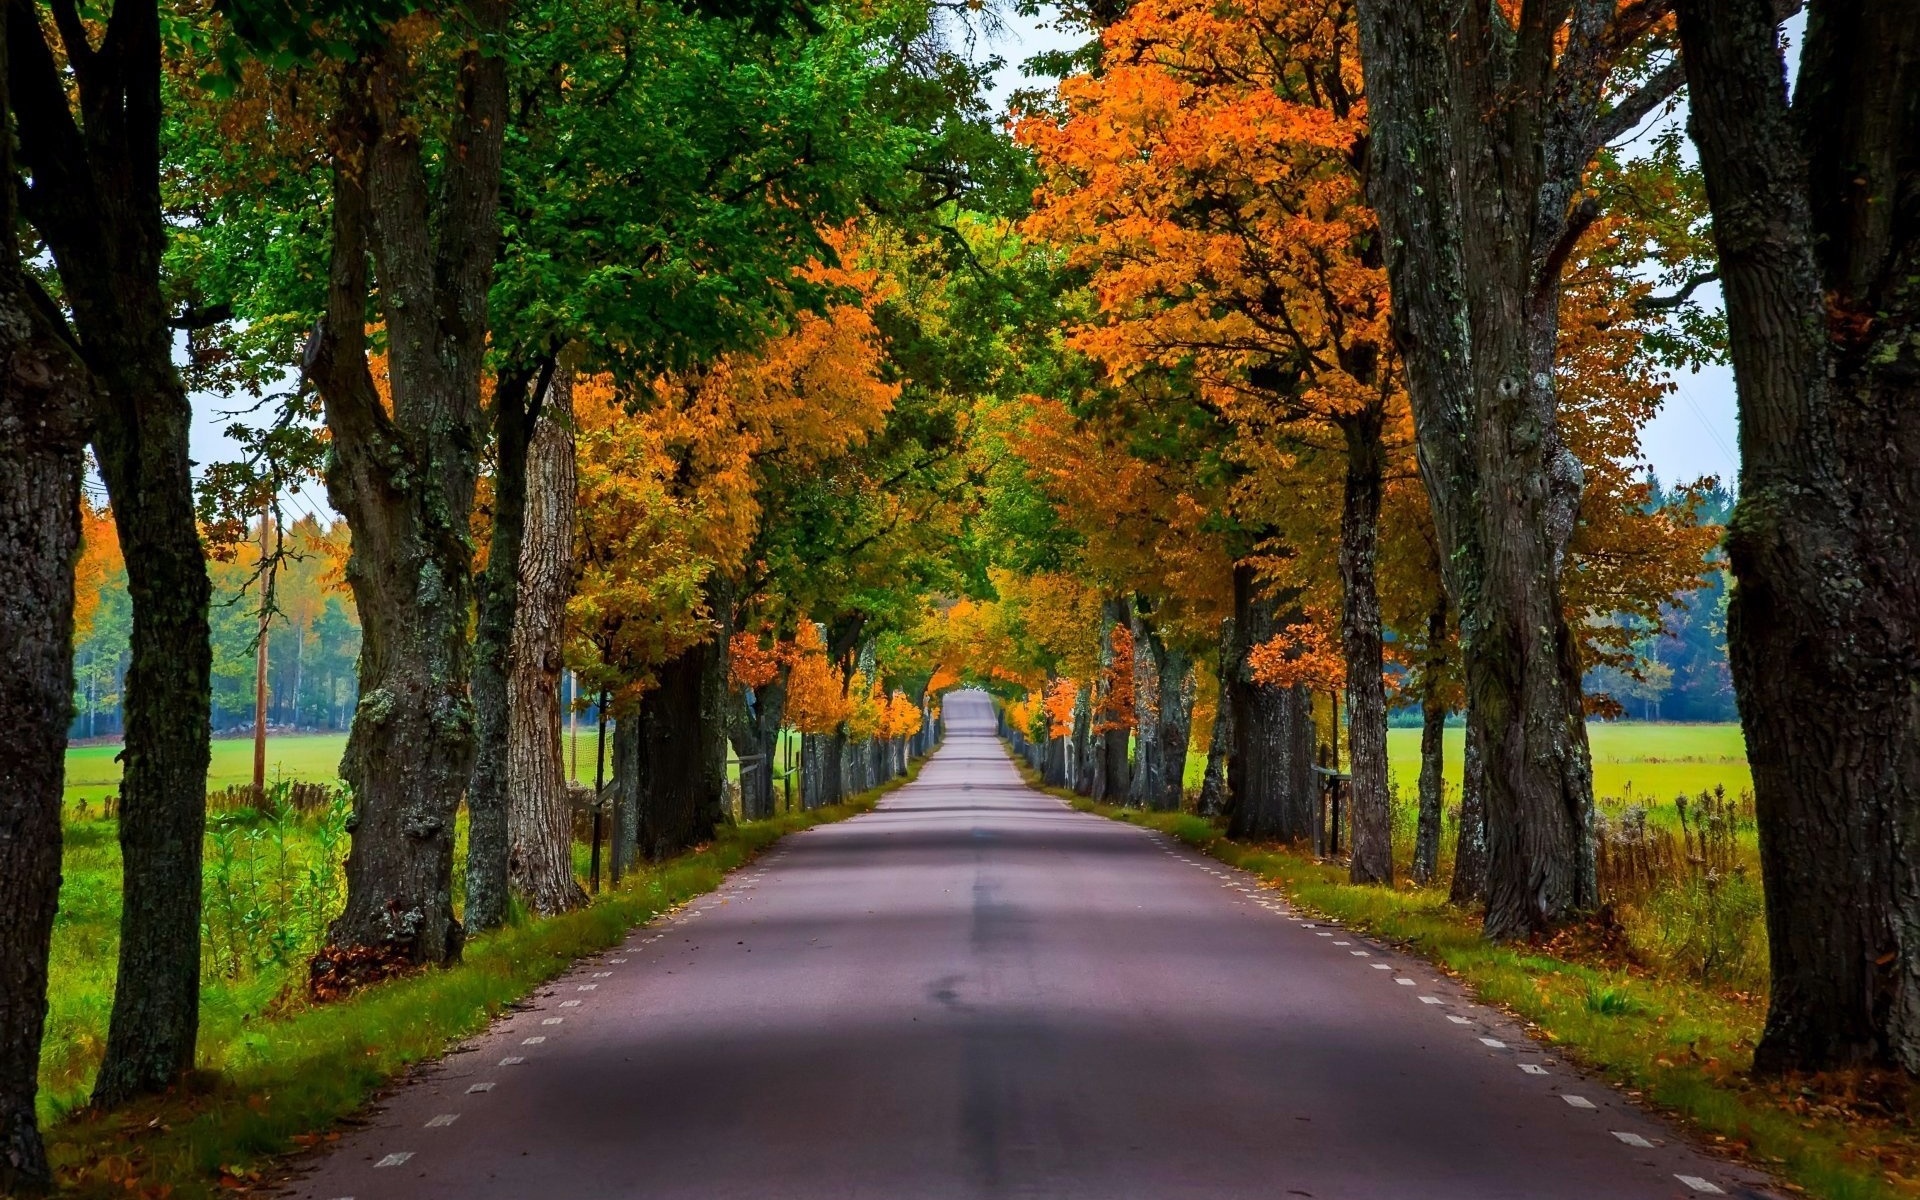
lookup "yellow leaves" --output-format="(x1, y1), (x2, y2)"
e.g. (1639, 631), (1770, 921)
(73, 495), (121, 642)
(784, 620), (850, 735)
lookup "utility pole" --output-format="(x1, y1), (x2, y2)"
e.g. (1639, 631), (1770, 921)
(253, 509), (271, 801)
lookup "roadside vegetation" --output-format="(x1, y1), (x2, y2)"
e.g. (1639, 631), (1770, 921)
(42, 768), (915, 1198)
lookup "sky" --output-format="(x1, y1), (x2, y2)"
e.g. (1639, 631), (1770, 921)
(183, 5), (1746, 508)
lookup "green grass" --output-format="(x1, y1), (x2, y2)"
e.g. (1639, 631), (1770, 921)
(43, 751), (925, 1198)
(64, 727), (800, 810)
(1020, 744), (1908, 1200)
(1181, 721), (1752, 803)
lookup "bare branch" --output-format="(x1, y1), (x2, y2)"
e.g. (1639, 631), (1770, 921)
(1636, 270), (1720, 313)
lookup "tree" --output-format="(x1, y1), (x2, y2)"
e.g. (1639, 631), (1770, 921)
(1675, 0), (1920, 1073)
(0, 23), (95, 1172)
(9, 0), (214, 1104)
(299, 1), (513, 975)
(1018, 0), (1403, 876)
(1351, 0), (1697, 936)
(506, 372), (586, 914)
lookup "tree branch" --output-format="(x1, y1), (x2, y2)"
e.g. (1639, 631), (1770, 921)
(1593, 57), (1687, 147)
(1635, 269), (1719, 312)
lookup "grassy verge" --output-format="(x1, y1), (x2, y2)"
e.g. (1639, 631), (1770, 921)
(1008, 751), (1915, 1200)
(46, 758), (924, 1199)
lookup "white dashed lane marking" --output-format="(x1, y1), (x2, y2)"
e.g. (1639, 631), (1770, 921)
(543, 1017), (565, 1025)
(1612, 1131), (1653, 1148)
(522, 1035), (546, 1044)
(499, 1056), (525, 1066)
(1478, 1038), (1507, 1049)
(1520, 1063), (1548, 1076)
(1563, 1095), (1597, 1109)
(1676, 1175), (1724, 1194)
(426, 1113), (459, 1128)
(373, 1152), (412, 1169)
(466, 1082), (495, 1094)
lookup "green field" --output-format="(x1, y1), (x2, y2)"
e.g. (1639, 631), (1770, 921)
(1180, 720), (1751, 804)
(63, 727), (806, 810)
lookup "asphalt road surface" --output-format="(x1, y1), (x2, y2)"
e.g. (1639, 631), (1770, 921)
(287, 690), (1778, 1200)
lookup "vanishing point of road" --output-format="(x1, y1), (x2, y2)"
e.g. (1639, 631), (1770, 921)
(286, 691), (1778, 1200)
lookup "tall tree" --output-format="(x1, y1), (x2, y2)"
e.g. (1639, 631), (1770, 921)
(1351, 0), (1691, 936)
(304, 1), (512, 974)
(1676, 0), (1920, 1072)
(0, 20), (94, 1173)
(506, 371), (586, 914)
(8, 0), (213, 1103)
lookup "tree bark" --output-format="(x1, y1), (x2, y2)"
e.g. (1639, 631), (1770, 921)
(635, 640), (728, 860)
(1070, 686), (1094, 796)
(612, 711), (641, 877)
(1341, 414), (1393, 884)
(1128, 600), (1161, 808)
(1412, 594), (1450, 885)
(7, 0), (213, 1103)
(0, 208), (93, 1192)
(1225, 565), (1317, 841)
(309, 13), (510, 973)
(506, 374), (584, 916)
(1147, 625), (1194, 812)
(1677, 0), (1920, 1073)
(1352, 0), (1620, 938)
(730, 669), (787, 821)
(1198, 620), (1235, 818)
(466, 364), (544, 933)
(1096, 596), (1132, 801)
(1448, 709), (1489, 907)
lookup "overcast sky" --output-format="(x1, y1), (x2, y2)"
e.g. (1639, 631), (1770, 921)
(184, 6), (1745, 510)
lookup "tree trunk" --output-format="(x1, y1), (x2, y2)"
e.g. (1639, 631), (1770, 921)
(1225, 565), (1316, 841)
(731, 670), (787, 821)
(1070, 686), (1094, 796)
(1128, 601), (1162, 807)
(635, 640), (727, 861)
(1148, 627), (1194, 812)
(612, 712), (641, 878)
(505, 375), (584, 916)
(466, 365), (541, 933)
(6, 1), (213, 1103)
(1353, 0), (1605, 939)
(1097, 596), (1132, 801)
(308, 11), (510, 975)
(1448, 710), (1489, 907)
(1198, 620), (1235, 818)
(0, 234), (92, 1192)
(1412, 592), (1451, 885)
(1341, 415), (1393, 884)
(1677, 0), (1920, 1073)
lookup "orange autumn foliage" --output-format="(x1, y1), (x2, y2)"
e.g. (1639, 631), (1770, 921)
(783, 621), (851, 735)
(73, 496), (122, 642)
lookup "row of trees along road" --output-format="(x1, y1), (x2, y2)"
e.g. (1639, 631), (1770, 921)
(0, 0), (1010, 1186)
(0, 0), (1914, 1188)
(924, 0), (1918, 1087)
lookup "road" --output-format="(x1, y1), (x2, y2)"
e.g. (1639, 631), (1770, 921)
(286, 690), (1776, 1199)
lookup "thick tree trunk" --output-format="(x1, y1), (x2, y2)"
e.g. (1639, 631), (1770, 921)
(1225, 565), (1316, 841)
(0, 242), (92, 1193)
(611, 712), (641, 877)
(730, 670), (787, 822)
(1070, 686), (1093, 796)
(635, 641), (727, 861)
(1353, 0), (1603, 939)
(466, 366), (540, 933)
(505, 376), (584, 915)
(1198, 620), (1235, 818)
(1341, 416), (1393, 884)
(1412, 593), (1451, 886)
(1148, 628), (1194, 812)
(1678, 0), (1920, 1073)
(6, 1), (213, 1103)
(308, 12), (509, 975)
